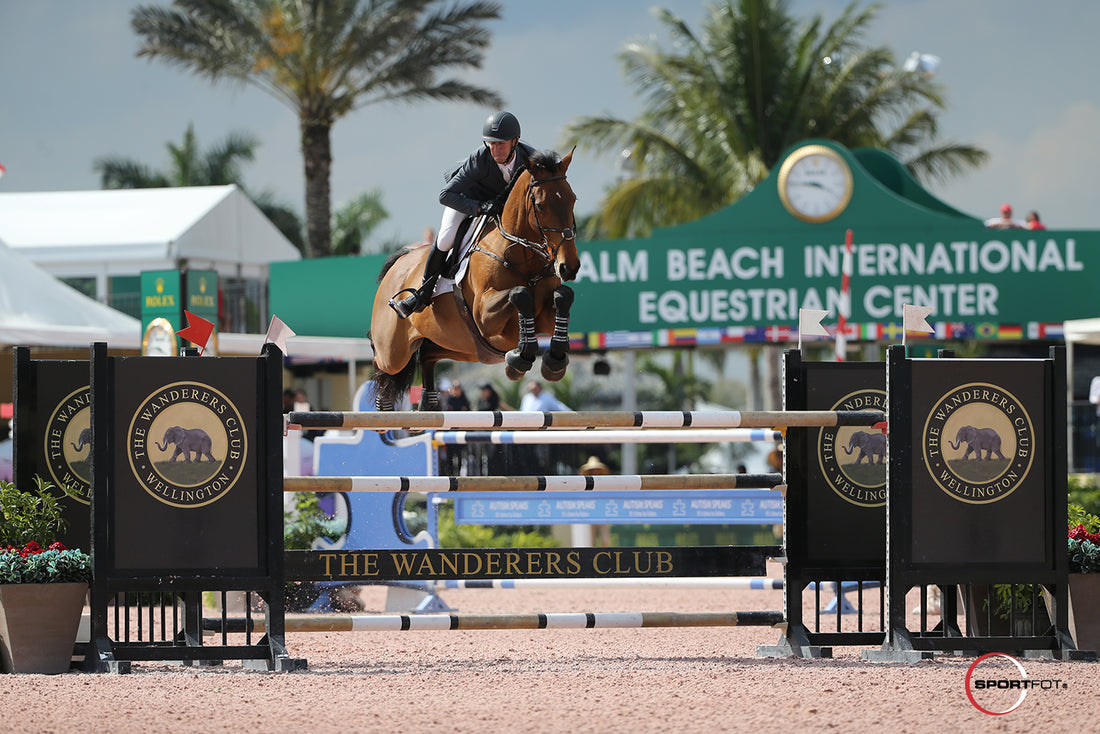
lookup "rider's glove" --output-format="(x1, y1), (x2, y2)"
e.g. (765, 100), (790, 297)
(477, 198), (504, 217)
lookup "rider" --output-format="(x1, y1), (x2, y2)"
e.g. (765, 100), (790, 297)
(389, 111), (537, 319)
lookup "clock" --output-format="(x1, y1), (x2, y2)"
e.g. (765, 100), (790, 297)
(777, 144), (853, 223)
(142, 317), (178, 357)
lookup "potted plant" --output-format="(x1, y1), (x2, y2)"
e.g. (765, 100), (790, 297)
(1054, 503), (1100, 653)
(0, 477), (91, 674)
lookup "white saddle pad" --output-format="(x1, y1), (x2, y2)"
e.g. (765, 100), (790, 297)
(433, 215), (491, 297)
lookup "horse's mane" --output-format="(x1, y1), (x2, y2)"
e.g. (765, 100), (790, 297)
(527, 149), (563, 175)
(376, 247), (410, 284)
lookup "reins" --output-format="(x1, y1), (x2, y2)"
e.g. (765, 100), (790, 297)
(472, 168), (576, 286)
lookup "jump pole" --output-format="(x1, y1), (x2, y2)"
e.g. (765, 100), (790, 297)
(214, 610), (785, 633)
(287, 409), (885, 432)
(283, 474), (785, 493)
(430, 428), (784, 445)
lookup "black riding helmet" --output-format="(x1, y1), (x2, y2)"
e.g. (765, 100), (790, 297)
(483, 111), (521, 142)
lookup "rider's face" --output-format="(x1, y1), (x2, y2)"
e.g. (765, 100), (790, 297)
(486, 138), (517, 165)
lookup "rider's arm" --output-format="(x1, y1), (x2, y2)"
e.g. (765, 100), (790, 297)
(439, 149), (493, 216)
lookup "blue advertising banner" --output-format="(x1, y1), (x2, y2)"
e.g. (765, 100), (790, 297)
(451, 489), (783, 526)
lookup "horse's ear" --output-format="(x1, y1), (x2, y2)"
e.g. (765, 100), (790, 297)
(560, 146), (576, 172)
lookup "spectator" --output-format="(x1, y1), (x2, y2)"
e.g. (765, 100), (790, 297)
(1026, 210), (1046, 230)
(985, 203), (1024, 230)
(444, 381), (471, 411)
(283, 389), (296, 414)
(736, 463), (748, 474)
(476, 383), (512, 411)
(293, 389), (312, 412)
(1091, 377), (1100, 469)
(580, 456), (613, 547)
(519, 381), (570, 411)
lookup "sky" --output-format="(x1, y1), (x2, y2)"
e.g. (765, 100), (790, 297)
(2, 0), (1099, 248)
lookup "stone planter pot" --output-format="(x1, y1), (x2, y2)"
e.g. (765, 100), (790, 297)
(0, 582), (88, 674)
(1044, 573), (1100, 654)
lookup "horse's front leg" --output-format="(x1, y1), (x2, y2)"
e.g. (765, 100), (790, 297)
(504, 286), (538, 381)
(540, 285), (574, 382)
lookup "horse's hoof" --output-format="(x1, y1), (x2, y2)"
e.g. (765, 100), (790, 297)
(504, 365), (526, 382)
(541, 354), (569, 382)
(506, 349), (535, 373)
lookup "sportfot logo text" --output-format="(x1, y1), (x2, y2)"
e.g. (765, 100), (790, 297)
(127, 381), (247, 508)
(922, 382), (1033, 504)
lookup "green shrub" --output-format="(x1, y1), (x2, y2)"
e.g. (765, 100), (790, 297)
(436, 505), (559, 549)
(0, 477), (68, 548)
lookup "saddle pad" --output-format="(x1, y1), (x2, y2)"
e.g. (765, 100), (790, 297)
(434, 215), (491, 297)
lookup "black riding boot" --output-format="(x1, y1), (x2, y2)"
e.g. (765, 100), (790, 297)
(390, 245), (448, 319)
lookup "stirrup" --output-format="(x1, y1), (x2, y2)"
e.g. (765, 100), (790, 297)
(389, 287), (427, 319)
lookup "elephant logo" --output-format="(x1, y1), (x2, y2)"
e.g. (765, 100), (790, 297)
(817, 389), (887, 507)
(43, 387), (92, 504)
(127, 381), (247, 509)
(156, 426), (217, 463)
(948, 425), (1006, 461)
(922, 382), (1033, 504)
(843, 431), (887, 464)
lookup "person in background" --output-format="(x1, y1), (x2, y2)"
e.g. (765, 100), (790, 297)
(283, 389), (296, 414)
(444, 381), (471, 411)
(736, 463), (748, 474)
(476, 383), (512, 411)
(1026, 211), (1046, 230)
(985, 203), (1024, 229)
(519, 381), (570, 411)
(579, 456), (613, 547)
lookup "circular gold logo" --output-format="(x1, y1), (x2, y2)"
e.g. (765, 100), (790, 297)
(128, 381), (247, 508)
(818, 389), (887, 507)
(44, 387), (92, 505)
(923, 382), (1033, 504)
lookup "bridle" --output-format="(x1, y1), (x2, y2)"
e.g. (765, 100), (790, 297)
(475, 170), (576, 284)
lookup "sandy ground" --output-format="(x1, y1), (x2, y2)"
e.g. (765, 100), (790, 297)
(1, 565), (1096, 734)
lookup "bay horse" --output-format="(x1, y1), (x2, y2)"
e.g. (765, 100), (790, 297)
(370, 149), (580, 410)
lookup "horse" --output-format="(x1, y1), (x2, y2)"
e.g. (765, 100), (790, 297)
(369, 149), (580, 410)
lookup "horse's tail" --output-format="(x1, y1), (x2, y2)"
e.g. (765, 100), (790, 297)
(371, 358), (417, 410)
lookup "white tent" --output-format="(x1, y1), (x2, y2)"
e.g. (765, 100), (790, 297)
(0, 185), (300, 298)
(0, 234), (141, 348)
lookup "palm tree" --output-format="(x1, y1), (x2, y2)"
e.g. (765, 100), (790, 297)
(131, 0), (503, 259)
(94, 123), (307, 252)
(563, 0), (988, 239)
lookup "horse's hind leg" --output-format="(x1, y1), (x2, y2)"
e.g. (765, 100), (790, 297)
(418, 348), (441, 411)
(541, 285), (574, 382)
(505, 286), (537, 381)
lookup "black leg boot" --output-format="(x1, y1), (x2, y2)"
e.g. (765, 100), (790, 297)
(390, 245), (448, 318)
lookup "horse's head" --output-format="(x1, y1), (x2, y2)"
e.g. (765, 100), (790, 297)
(502, 148), (580, 282)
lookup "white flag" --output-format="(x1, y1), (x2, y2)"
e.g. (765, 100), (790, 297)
(798, 308), (830, 337)
(902, 304), (935, 333)
(264, 315), (296, 354)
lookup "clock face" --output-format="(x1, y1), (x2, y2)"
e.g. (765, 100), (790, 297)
(142, 317), (178, 357)
(777, 145), (853, 223)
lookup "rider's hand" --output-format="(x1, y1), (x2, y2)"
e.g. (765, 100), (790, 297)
(477, 198), (504, 217)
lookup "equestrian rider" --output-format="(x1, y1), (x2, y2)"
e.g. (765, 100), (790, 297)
(390, 111), (537, 318)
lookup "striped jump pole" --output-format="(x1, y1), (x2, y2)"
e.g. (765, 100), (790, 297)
(283, 473), (784, 494)
(430, 428), (783, 445)
(286, 409), (884, 432)
(211, 610), (785, 634)
(435, 578), (784, 590)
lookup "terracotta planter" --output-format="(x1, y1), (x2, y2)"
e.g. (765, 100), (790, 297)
(0, 582), (88, 674)
(1044, 574), (1100, 654)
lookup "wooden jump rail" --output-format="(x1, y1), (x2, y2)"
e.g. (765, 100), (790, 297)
(283, 473), (785, 493)
(208, 610), (786, 633)
(286, 409), (885, 432)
